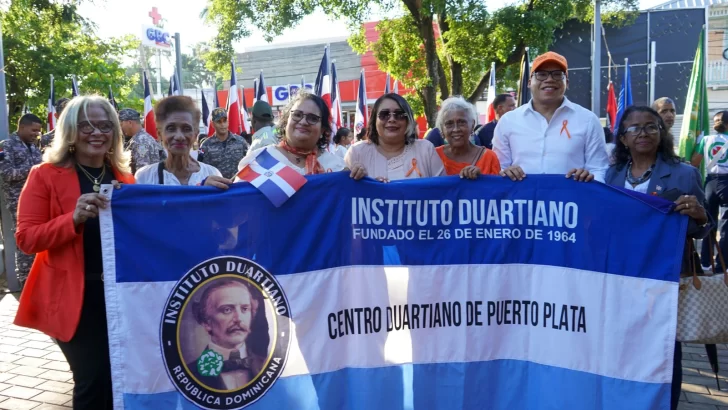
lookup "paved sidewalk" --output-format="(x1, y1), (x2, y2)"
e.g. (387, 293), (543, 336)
(0, 284), (724, 409)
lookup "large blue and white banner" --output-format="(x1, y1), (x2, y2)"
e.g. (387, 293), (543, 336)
(100, 174), (686, 410)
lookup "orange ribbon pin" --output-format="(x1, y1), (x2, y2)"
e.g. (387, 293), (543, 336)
(405, 158), (422, 177)
(560, 120), (571, 139)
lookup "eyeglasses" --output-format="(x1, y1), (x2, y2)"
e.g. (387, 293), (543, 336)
(532, 70), (566, 81)
(624, 123), (661, 137)
(377, 110), (408, 121)
(290, 110), (321, 125)
(443, 119), (470, 130)
(77, 121), (114, 135)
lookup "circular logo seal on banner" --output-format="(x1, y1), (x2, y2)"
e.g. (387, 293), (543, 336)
(160, 256), (291, 410)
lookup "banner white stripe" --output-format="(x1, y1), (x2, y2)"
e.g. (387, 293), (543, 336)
(110, 264), (675, 395)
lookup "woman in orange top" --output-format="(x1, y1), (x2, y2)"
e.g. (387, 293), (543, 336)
(435, 96), (500, 179)
(14, 96), (134, 409)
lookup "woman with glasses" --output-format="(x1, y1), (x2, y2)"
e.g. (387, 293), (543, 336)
(435, 96), (500, 179)
(14, 96), (134, 409)
(136, 96), (231, 188)
(345, 93), (444, 182)
(605, 105), (711, 410)
(237, 92), (365, 177)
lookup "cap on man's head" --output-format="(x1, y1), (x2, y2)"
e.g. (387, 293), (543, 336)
(531, 51), (568, 75)
(252, 101), (273, 119)
(118, 108), (141, 121)
(211, 108), (228, 122)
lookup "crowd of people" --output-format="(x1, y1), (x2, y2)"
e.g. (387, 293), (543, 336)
(0, 50), (723, 410)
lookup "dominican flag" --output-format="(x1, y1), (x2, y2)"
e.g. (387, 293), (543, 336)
(227, 60), (243, 135)
(606, 81), (617, 133)
(485, 62), (497, 123)
(385, 73), (391, 94)
(143, 71), (157, 139)
(201, 90), (210, 129)
(237, 149), (307, 207)
(207, 88), (221, 137)
(257, 71), (268, 104)
(331, 62), (342, 131)
(47, 75), (55, 132)
(108, 85), (119, 112)
(354, 70), (368, 136)
(71, 75), (80, 97)
(253, 79), (258, 105)
(615, 58), (633, 131)
(168, 72), (180, 97)
(392, 80), (399, 94)
(242, 87), (251, 134)
(314, 46), (332, 108)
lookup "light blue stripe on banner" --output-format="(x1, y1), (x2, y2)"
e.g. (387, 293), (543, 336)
(123, 359), (670, 409)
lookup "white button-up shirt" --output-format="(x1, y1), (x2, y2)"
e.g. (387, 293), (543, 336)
(493, 97), (609, 182)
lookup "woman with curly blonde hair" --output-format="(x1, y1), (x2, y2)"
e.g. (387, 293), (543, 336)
(14, 95), (134, 409)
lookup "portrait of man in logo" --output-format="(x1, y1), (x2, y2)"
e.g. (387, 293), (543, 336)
(181, 277), (272, 392)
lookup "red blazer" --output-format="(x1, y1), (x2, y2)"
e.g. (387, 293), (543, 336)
(13, 163), (134, 342)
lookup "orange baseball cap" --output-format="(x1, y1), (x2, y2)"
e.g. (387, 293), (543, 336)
(531, 51), (568, 74)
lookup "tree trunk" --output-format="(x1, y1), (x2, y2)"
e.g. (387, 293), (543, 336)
(403, 0), (439, 128)
(437, 12), (462, 97)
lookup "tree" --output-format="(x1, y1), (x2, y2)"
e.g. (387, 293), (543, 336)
(2, 0), (140, 125)
(203, 0), (638, 126)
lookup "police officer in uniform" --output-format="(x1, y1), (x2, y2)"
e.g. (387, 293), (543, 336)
(0, 114), (43, 287)
(119, 108), (166, 174)
(199, 108), (250, 179)
(39, 97), (70, 152)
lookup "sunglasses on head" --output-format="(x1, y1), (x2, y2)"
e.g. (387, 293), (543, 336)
(377, 110), (408, 121)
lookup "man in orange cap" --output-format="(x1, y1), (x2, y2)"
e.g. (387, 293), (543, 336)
(493, 51), (609, 182)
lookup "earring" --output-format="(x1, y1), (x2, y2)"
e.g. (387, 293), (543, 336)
(69, 145), (75, 153)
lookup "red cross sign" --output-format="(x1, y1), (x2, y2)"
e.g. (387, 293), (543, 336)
(149, 7), (162, 26)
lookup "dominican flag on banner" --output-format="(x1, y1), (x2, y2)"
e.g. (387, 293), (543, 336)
(227, 60), (243, 135)
(143, 71), (157, 139)
(616, 59), (633, 131)
(331, 62), (342, 131)
(256, 71), (268, 104)
(354, 70), (368, 136)
(237, 149), (307, 207)
(314, 46), (332, 108)
(47, 75), (55, 132)
(485, 62), (496, 123)
(606, 81), (617, 133)
(71, 75), (80, 97)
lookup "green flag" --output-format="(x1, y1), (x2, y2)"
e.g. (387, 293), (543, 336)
(678, 29), (710, 179)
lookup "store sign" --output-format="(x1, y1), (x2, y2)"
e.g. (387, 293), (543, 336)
(272, 84), (314, 106)
(141, 25), (172, 50)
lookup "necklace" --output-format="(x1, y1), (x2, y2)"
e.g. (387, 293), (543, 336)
(77, 164), (106, 192)
(626, 160), (655, 187)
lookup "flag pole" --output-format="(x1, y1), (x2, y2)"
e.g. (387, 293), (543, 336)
(649, 41), (656, 104)
(591, 0), (602, 115)
(0, 23), (18, 291)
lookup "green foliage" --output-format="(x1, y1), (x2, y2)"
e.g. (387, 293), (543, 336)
(203, 0), (639, 124)
(2, 0), (139, 125)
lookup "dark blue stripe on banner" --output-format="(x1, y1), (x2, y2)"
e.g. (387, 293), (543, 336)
(108, 174), (686, 284)
(123, 359), (670, 410)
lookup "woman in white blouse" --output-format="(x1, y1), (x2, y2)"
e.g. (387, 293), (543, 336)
(136, 96), (231, 188)
(345, 93), (444, 182)
(237, 92), (365, 178)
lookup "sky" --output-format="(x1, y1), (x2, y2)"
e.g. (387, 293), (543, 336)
(80, 0), (670, 53)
